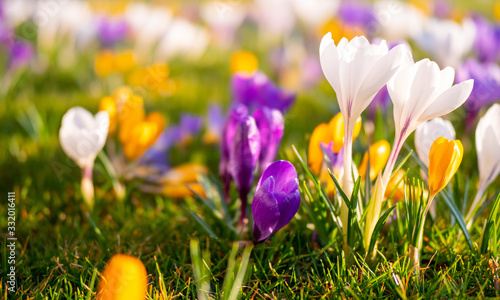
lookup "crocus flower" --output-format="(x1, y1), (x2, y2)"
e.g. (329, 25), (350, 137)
(97, 16), (128, 47)
(307, 113), (361, 175)
(121, 111), (166, 160)
(319, 33), (407, 196)
(455, 59), (500, 125)
(373, 1), (425, 42)
(428, 137), (463, 198)
(230, 51), (259, 75)
(291, 0), (339, 28)
(200, 0), (245, 48)
(414, 18), (476, 68)
(471, 15), (500, 63)
(203, 104), (225, 145)
(9, 40), (33, 69)
(365, 57), (472, 249)
(358, 140), (391, 181)
(59, 107), (109, 209)
(252, 160), (300, 243)
(414, 118), (456, 168)
(253, 107), (284, 172)
(338, 1), (376, 31)
(219, 105), (249, 200)
(231, 72), (296, 113)
(383, 58), (473, 187)
(97, 254), (147, 300)
(229, 115), (261, 222)
(467, 104), (500, 220)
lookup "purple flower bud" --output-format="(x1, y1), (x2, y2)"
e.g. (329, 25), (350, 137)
(229, 115), (261, 199)
(253, 107), (284, 171)
(252, 160), (300, 243)
(219, 104), (248, 185)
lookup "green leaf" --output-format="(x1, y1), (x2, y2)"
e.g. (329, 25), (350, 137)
(368, 205), (397, 254)
(222, 243), (239, 299)
(391, 150), (413, 179)
(190, 211), (219, 240)
(480, 193), (500, 254)
(228, 243), (253, 300)
(441, 190), (473, 250)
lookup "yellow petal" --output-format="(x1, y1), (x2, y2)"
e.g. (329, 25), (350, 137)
(308, 123), (332, 175)
(114, 50), (136, 73)
(123, 112), (166, 160)
(359, 140), (391, 181)
(97, 254), (147, 300)
(385, 169), (406, 200)
(161, 163), (208, 185)
(328, 112), (362, 153)
(94, 51), (115, 77)
(230, 51), (258, 74)
(428, 137), (463, 197)
(99, 96), (118, 136)
(162, 183), (207, 198)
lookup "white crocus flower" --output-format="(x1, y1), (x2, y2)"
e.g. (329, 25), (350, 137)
(415, 18), (476, 68)
(292, 0), (339, 28)
(59, 107), (109, 209)
(467, 104), (500, 221)
(364, 58), (473, 250)
(415, 118), (456, 168)
(383, 58), (473, 185)
(319, 33), (408, 195)
(374, 1), (425, 42)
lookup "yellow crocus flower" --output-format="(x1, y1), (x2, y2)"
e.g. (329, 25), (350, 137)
(97, 254), (147, 300)
(308, 123), (332, 175)
(230, 51), (258, 75)
(358, 140), (391, 181)
(114, 50), (136, 74)
(428, 137), (463, 197)
(94, 51), (115, 77)
(122, 112), (166, 160)
(328, 112), (362, 153)
(99, 96), (118, 136)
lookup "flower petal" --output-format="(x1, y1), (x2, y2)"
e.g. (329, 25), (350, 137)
(419, 79), (474, 122)
(252, 177), (280, 243)
(256, 160), (298, 194)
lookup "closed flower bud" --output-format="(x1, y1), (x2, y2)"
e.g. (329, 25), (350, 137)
(428, 137), (463, 197)
(252, 160), (300, 242)
(358, 140), (391, 181)
(97, 254), (148, 300)
(328, 112), (362, 153)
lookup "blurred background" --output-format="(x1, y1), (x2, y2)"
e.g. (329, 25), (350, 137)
(0, 0), (498, 196)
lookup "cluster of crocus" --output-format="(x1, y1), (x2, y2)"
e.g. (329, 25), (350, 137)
(99, 87), (166, 160)
(219, 71), (295, 225)
(318, 32), (474, 249)
(59, 107), (109, 209)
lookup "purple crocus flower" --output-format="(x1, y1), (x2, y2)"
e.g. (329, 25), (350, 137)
(472, 15), (500, 63)
(229, 115), (261, 223)
(9, 40), (33, 69)
(231, 72), (296, 113)
(253, 107), (284, 172)
(338, 1), (376, 36)
(97, 16), (128, 47)
(252, 160), (300, 243)
(320, 142), (343, 172)
(456, 59), (500, 126)
(203, 104), (225, 144)
(219, 104), (249, 200)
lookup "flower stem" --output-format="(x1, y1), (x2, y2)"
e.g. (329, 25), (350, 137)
(239, 190), (248, 227)
(81, 164), (95, 210)
(342, 120), (354, 197)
